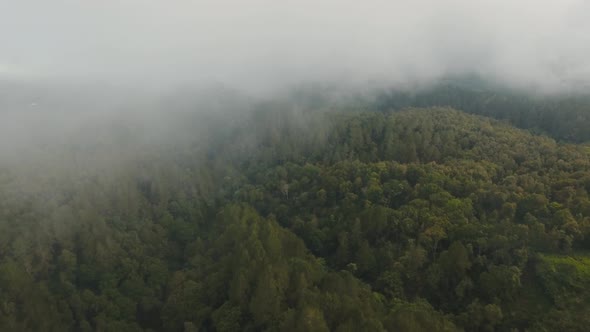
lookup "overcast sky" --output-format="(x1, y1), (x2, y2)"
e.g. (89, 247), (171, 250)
(1, 0), (590, 93)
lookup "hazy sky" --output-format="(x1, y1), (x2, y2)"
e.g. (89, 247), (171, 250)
(1, 0), (590, 92)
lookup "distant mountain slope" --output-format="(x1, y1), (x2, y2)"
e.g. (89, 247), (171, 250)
(371, 81), (590, 143)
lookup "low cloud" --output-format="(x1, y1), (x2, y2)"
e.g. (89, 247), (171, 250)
(1, 1), (589, 93)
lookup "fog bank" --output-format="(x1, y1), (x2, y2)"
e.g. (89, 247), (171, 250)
(1, 1), (589, 93)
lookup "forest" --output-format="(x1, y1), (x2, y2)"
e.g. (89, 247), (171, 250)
(1, 83), (590, 331)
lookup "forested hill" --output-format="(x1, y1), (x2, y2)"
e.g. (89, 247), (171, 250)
(226, 107), (583, 166)
(1, 107), (590, 331)
(287, 79), (590, 143)
(369, 82), (590, 143)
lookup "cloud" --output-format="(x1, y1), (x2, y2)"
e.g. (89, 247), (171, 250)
(1, 0), (589, 92)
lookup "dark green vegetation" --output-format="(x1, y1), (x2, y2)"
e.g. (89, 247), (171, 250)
(2, 85), (590, 331)
(371, 80), (590, 143)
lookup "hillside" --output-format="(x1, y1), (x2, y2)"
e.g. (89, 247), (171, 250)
(1, 107), (590, 331)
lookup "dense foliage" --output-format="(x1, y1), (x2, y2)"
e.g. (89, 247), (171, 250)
(370, 80), (590, 143)
(1, 100), (590, 331)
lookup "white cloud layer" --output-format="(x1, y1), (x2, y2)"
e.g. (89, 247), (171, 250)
(1, 0), (590, 92)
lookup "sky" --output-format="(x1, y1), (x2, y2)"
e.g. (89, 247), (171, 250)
(1, 0), (590, 93)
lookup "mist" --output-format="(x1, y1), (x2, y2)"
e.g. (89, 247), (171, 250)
(2, 0), (590, 165)
(1, 0), (590, 94)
